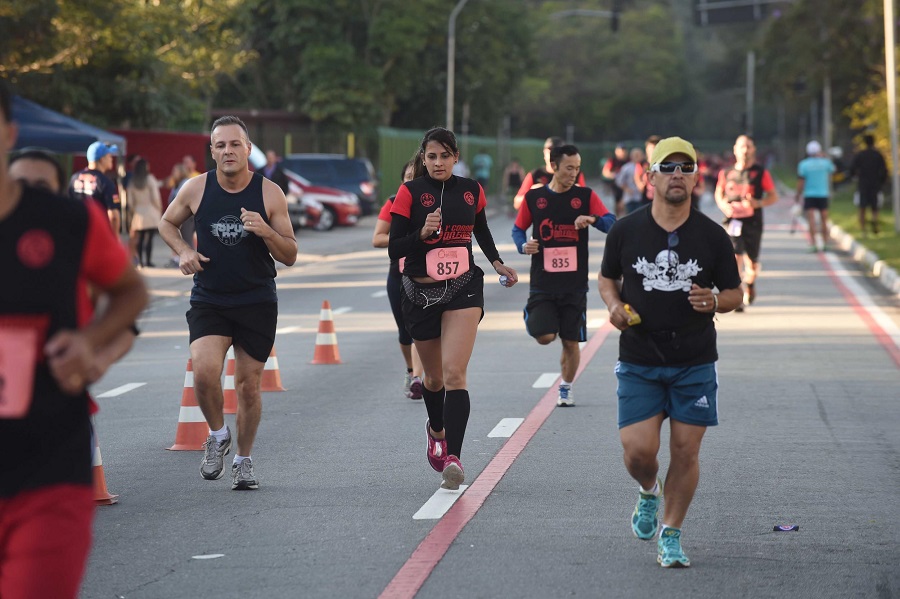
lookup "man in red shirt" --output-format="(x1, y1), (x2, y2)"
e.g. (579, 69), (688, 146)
(0, 82), (147, 599)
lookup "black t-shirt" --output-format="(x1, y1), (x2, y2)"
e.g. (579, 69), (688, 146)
(850, 148), (888, 193)
(389, 174), (500, 277)
(192, 171), (277, 306)
(516, 185), (609, 293)
(68, 168), (121, 212)
(600, 206), (741, 366)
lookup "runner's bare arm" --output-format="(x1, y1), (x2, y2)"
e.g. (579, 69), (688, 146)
(255, 178), (298, 266)
(159, 174), (203, 256)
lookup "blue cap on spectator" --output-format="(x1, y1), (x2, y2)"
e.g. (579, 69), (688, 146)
(87, 141), (118, 162)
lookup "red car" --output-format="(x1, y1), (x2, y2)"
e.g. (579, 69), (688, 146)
(284, 169), (360, 231)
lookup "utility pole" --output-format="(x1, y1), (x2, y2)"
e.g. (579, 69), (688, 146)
(446, 0), (470, 131)
(885, 0), (900, 232)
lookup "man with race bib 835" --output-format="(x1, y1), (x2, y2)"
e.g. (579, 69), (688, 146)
(512, 144), (615, 406)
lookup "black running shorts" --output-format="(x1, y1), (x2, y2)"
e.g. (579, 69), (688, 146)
(186, 301), (277, 363)
(731, 219), (763, 262)
(802, 196), (829, 211)
(401, 268), (485, 341)
(523, 291), (587, 342)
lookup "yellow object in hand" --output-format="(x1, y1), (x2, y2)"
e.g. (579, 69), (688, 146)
(623, 304), (641, 326)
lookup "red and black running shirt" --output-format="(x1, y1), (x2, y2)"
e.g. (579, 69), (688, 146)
(0, 186), (129, 498)
(388, 174), (501, 277)
(516, 185), (610, 293)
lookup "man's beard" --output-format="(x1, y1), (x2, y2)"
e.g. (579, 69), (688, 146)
(664, 190), (690, 204)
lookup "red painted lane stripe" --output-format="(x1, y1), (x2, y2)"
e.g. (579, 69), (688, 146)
(819, 253), (900, 369)
(379, 323), (615, 599)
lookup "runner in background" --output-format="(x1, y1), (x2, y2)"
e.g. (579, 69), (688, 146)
(372, 159), (424, 399)
(714, 135), (779, 309)
(512, 144), (615, 407)
(602, 144), (628, 217)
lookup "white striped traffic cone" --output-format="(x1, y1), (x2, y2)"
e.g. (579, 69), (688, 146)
(311, 300), (342, 364)
(92, 422), (118, 505)
(223, 347), (237, 414)
(261, 346), (286, 391)
(167, 359), (208, 451)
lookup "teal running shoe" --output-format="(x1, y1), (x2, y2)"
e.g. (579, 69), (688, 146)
(631, 481), (661, 540)
(657, 527), (691, 568)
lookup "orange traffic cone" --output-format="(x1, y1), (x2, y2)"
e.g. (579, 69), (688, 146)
(92, 422), (118, 505)
(311, 300), (342, 364)
(223, 347), (237, 414)
(261, 346), (286, 391)
(167, 359), (208, 451)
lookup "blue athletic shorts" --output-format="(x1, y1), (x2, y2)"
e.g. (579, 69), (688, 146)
(615, 361), (719, 429)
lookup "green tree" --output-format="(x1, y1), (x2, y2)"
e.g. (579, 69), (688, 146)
(1, 0), (252, 130)
(222, 0), (532, 134)
(757, 0), (885, 136)
(511, 0), (687, 141)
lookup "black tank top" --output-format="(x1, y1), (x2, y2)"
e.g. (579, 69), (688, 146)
(192, 171), (277, 306)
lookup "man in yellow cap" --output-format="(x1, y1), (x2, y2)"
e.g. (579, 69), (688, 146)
(599, 136), (743, 568)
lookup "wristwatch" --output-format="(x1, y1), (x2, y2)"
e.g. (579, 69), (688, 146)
(591, 214), (601, 223)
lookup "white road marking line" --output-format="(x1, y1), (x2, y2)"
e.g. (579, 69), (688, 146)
(276, 326), (301, 334)
(413, 486), (469, 520)
(824, 253), (900, 350)
(587, 318), (605, 328)
(579, 341), (586, 350)
(371, 290), (388, 298)
(488, 418), (524, 438)
(192, 554), (225, 560)
(96, 383), (146, 398)
(332, 306), (353, 315)
(532, 372), (560, 388)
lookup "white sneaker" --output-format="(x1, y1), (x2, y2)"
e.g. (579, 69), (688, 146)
(557, 385), (574, 407)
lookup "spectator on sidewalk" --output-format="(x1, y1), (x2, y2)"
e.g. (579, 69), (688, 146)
(127, 158), (162, 268)
(849, 134), (888, 236)
(68, 141), (121, 234)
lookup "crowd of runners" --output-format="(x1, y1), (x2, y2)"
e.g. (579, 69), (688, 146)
(4, 64), (889, 598)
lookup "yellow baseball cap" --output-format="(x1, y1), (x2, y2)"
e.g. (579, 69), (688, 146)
(650, 137), (697, 165)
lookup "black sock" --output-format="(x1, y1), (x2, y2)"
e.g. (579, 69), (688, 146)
(422, 384), (445, 432)
(443, 389), (470, 458)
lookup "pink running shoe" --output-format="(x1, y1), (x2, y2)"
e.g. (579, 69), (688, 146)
(441, 456), (464, 490)
(426, 420), (447, 472)
(408, 376), (423, 400)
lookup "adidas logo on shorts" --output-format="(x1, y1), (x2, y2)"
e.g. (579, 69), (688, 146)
(693, 396), (709, 409)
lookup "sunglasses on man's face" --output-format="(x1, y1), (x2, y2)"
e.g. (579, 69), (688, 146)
(650, 162), (698, 174)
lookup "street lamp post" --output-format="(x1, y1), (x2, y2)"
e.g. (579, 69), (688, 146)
(446, 0), (471, 131)
(885, 0), (900, 232)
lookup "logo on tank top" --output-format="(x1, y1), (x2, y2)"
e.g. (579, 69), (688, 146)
(632, 251), (701, 292)
(420, 193), (436, 207)
(210, 215), (249, 246)
(536, 197), (548, 210)
(17, 229), (55, 269)
(570, 197), (582, 210)
(464, 191), (475, 206)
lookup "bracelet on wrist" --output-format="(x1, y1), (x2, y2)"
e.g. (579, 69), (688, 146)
(712, 294), (719, 312)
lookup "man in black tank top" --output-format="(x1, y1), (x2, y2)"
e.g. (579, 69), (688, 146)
(159, 116), (297, 491)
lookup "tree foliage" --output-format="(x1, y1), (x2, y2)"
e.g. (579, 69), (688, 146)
(1, 0), (253, 129)
(513, 0), (687, 140)
(757, 0), (887, 124)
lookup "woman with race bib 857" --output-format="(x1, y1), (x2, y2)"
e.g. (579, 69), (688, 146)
(389, 127), (518, 490)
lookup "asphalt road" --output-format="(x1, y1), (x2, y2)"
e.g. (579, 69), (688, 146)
(80, 190), (900, 599)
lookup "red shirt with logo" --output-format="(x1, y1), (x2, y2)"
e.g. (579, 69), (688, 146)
(516, 185), (609, 293)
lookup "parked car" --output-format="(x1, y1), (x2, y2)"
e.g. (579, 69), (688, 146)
(282, 154), (379, 216)
(284, 169), (360, 231)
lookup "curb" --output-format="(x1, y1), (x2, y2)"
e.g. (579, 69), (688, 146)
(829, 223), (900, 297)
